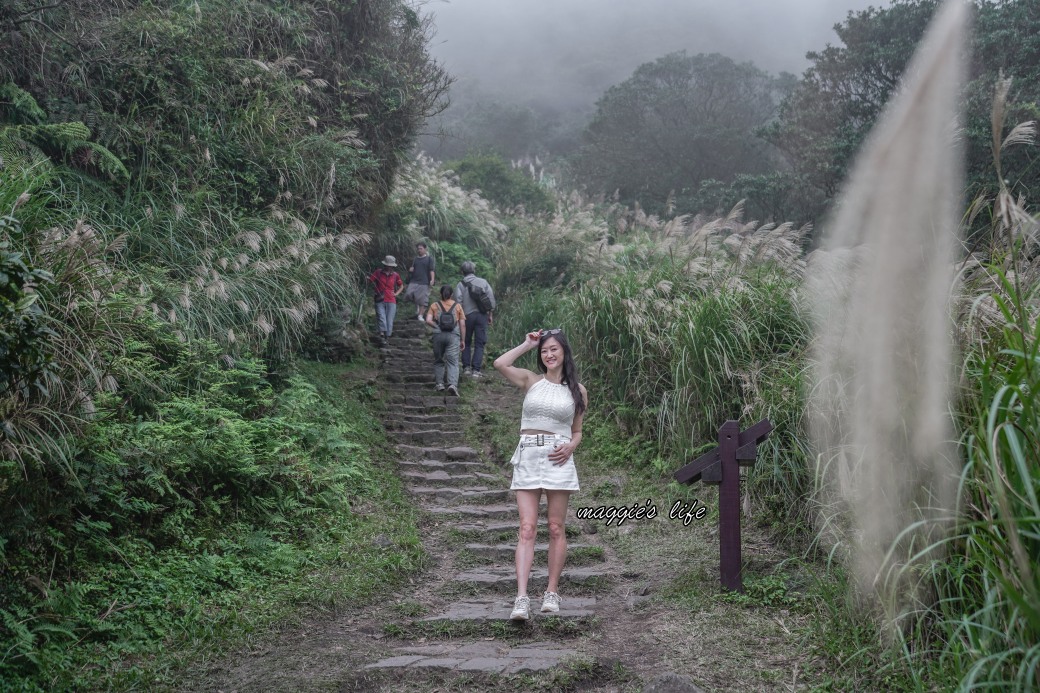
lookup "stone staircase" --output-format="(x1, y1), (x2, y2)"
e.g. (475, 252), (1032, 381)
(361, 314), (618, 685)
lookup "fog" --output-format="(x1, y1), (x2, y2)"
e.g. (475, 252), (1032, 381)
(426, 0), (882, 111)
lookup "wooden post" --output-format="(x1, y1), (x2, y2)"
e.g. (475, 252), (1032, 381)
(672, 418), (772, 594)
(718, 420), (741, 591)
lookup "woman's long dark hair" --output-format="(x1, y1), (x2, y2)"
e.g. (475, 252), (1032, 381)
(537, 330), (586, 417)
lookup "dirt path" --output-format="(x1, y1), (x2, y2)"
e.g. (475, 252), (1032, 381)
(195, 319), (808, 692)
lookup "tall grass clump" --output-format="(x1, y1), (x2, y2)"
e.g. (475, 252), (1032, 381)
(490, 196), (814, 530)
(949, 263), (1040, 689)
(377, 153), (505, 270)
(896, 106), (1040, 688)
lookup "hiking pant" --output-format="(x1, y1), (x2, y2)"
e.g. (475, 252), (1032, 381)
(432, 331), (460, 387)
(375, 301), (397, 336)
(462, 311), (488, 372)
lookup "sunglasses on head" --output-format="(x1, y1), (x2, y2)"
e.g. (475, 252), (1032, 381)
(541, 328), (563, 337)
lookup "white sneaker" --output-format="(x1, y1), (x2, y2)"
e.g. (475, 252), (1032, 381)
(418, 315), (425, 322)
(462, 367), (472, 376)
(435, 383), (445, 391)
(540, 591), (560, 613)
(510, 595), (530, 621)
(471, 371), (482, 379)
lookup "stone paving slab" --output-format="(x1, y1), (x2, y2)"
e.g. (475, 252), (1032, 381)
(390, 430), (463, 445)
(401, 470), (500, 485)
(397, 445), (479, 461)
(384, 418), (461, 428)
(452, 565), (610, 589)
(453, 519), (545, 533)
(398, 459), (485, 473)
(365, 641), (578, 674)
(383, 373), (435, 384)
(424, 504), (525, 519)
(400, 470), (479, 483)
(407, 487), (510, 503)
(387, 414), (462, 426)
(421, 597), (598, 622)
(385, 395), (461, 408)
(464, 542), (594, 559)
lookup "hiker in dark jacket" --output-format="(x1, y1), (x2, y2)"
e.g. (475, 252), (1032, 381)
(453, 261), (496, 379)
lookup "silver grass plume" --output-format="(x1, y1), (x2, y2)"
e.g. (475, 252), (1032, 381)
(806, 0), (968, 629)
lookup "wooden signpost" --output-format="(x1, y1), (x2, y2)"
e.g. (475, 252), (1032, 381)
(673, 418), (773, 592)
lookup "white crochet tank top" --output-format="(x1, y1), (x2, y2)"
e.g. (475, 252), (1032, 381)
(520, 378), (575, 437)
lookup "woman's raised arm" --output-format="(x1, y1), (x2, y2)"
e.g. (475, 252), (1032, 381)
(493, 332), (542, 390)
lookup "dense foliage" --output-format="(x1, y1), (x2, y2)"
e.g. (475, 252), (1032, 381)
(1, 0), (445, 687)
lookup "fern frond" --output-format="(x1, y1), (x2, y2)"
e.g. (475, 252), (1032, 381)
(0, 83), (45, 125)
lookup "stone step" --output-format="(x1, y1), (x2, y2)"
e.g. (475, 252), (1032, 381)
(384, 395), (461, 408)
(386, 418), (464, 431)
(452, 565), (611, 590)
(453, 519), (546, 534)
(452, 520), (584, 541)
(388, 399), (465, 409)
(365, 641), (578, 674)
(399, 459), (485, 474)
(381, 347), (428, 356)
(383, 370), (435, 378)
(390, 430), (466, 446)
(400, 470), (500, 485)
(383, 372), (437, 384)
(408, 487), (510, 503)
(379, 353), (428, 362)
(425, 504), (527, 519)
(464, 542), (595, 560)
(421, 597), (597, 623)
(397, 445), (479, 461)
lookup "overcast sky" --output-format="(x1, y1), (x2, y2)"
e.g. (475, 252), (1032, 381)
(425, 0), (882, 109)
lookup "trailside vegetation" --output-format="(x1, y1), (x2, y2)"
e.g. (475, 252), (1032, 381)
(0, 0), (445, 687)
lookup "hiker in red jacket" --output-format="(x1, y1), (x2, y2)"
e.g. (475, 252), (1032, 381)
(367, 255), (404, 345)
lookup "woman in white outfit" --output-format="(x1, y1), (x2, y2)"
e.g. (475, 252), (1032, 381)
(493, 328), (588, 621)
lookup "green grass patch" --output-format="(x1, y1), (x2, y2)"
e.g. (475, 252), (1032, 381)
(565, 546), (605, 566)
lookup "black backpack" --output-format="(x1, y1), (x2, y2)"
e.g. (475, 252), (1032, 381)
(463, 277), (495, 313)
(436, 301), (457, 332)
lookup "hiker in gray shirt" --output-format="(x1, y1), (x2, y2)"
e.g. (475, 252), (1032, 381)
(404, 242), (436, 321)
(454, 261), (496, 378)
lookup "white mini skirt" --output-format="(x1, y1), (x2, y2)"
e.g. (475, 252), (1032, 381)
(509, 434), (579, 491)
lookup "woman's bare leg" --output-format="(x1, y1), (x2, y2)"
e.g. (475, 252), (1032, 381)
(545, 490), (570, 593)
(515, 489), (542, 595)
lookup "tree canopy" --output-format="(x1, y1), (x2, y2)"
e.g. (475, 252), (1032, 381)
(763, 0), (1040, 221)
(572, 52), (791, 215)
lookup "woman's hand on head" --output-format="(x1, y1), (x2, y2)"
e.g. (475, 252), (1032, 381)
(525, 331), (541, 348)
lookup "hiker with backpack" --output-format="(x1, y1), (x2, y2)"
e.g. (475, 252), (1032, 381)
(425, 285), (466, 396)
(454, 261), (496, 379)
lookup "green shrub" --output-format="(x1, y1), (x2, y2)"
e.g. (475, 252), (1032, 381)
(447, 151), (555, 215)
